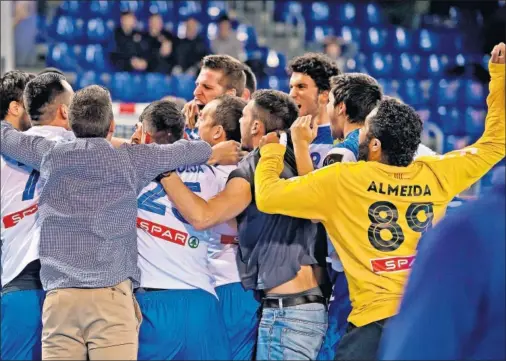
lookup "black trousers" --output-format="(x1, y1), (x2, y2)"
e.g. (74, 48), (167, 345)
(334, 318), (390, 361)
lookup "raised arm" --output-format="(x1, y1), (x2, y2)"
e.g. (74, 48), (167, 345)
(1, 121), (55, 170)
(128, 139), (212, 184)
(160, 174), (251, 230)
(254, 136), (339, 223)
(421, 47), (505, 197)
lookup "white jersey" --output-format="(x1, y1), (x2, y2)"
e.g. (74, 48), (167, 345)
(1, 125), (75, 286)
(309, 124), (334, 169)
(136, 163), (237, 296)
(205, 165), (239, 287)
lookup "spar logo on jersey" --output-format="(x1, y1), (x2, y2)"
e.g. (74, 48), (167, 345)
(137, 217), (189, 246)
(2, 203), (39, 229)
(370, 255), (415, 273)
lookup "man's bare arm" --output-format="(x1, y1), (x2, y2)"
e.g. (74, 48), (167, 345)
(160, 175), (251, 230)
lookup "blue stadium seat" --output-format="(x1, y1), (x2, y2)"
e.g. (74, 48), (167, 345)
(418, 29), (442, 53)
(258, 76), (289, 93)
(437, 79), (462, 106)
(418, 79), (435, 105)
(119, 1), (147, 18)
(178, 1), (205, 22)
(334, 3), (356, 24)
(420, 54), (449, 78)
(46, 43), (78, 71)
(274, 1), (304, 23)
(309, 2), (330, 23)
(391, 27), (413, 53)
(464, 107), (486, 136)
(399, 79), (422, 106)
(145, 73), (175, 100)
(437, 106), (462, 135)
(51, 16), (86, 43)
(86, 18), (115, 44)
(464, 79), (485, 107)
(377, 78), (400, 98)
(237, 24), (259, 50)
(147, 0), (176, 21)
(368, 53), (394, 78)
(265, 50), (287, 76)
(336, 26), (361, 46)
(75, 71), (100, 89)
(308, 25), (334, 43)
(110, 72), (147, 102)
(60, 1), (89, 18)
(359, 2), (383, 25)
(364, 27), (389, 51)
(206, 1), (228, 21)
(89, 1), (118, 19)
(81, 44), (110, 71)
(395, 53), (421, 78)
(174, 74), (197, 101)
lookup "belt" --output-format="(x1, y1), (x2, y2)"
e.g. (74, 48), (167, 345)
(134, 287), (167, 293)
(262, 294), (326, 309)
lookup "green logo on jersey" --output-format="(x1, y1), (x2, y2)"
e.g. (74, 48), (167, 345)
(188, 236), (199, 249)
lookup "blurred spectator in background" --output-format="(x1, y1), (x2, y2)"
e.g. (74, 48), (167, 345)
(110, 11), (150, 72)
(323, 36), (357, 73)
(379, 0), (430, 29)
(211, 14), (244, 61)
(174, 17), (210, 75)
(13, 1), (38, 67)
(145, 13), (177, 74)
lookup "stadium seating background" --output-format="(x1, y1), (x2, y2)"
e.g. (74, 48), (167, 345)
(40, 0), (503, 192)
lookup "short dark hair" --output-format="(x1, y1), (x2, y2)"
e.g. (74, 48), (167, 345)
(69, 85), (113, 138)
(202, 55), (246, 96)
(368, 98), (422, 167)
(38, 67), (65, 77)
(243, 64), (257, 94)
(331, 73), (383, 124)
(287, 53), (341, 92)
(0, 70), (32, 119)
(213, 95), (246, 142)
(23, 72), (68, 123)
(140, 100), (185, 143)
(252, 90), (299, 132)
(217, 14), (230, 23)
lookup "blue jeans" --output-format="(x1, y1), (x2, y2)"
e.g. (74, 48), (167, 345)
(256, 302), (328, 360)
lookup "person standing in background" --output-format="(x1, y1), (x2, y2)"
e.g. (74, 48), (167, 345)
(174, 17), (209, 75)
(145, 13), (177, 74)
(211, 14), (245, 62)
(110, 11), (150, 72)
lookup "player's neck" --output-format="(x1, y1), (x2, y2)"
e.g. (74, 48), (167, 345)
(343, 122), (362, 138)
(314, 107), (329, 126)
(4, 115), (23, 131)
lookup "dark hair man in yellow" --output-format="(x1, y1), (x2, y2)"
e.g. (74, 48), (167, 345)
(254, 42), (505, 361)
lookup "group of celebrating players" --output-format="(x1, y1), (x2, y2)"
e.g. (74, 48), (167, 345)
(1, 41), (504, 361)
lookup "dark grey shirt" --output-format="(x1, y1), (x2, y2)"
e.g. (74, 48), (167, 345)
(228, 146), (319, 291)
(0, 121), (212, 291)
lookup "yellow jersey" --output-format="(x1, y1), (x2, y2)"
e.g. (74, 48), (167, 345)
(254, 63), (505, 327)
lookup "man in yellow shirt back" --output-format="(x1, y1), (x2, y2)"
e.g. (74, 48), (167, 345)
(254, 42), (505, 360)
